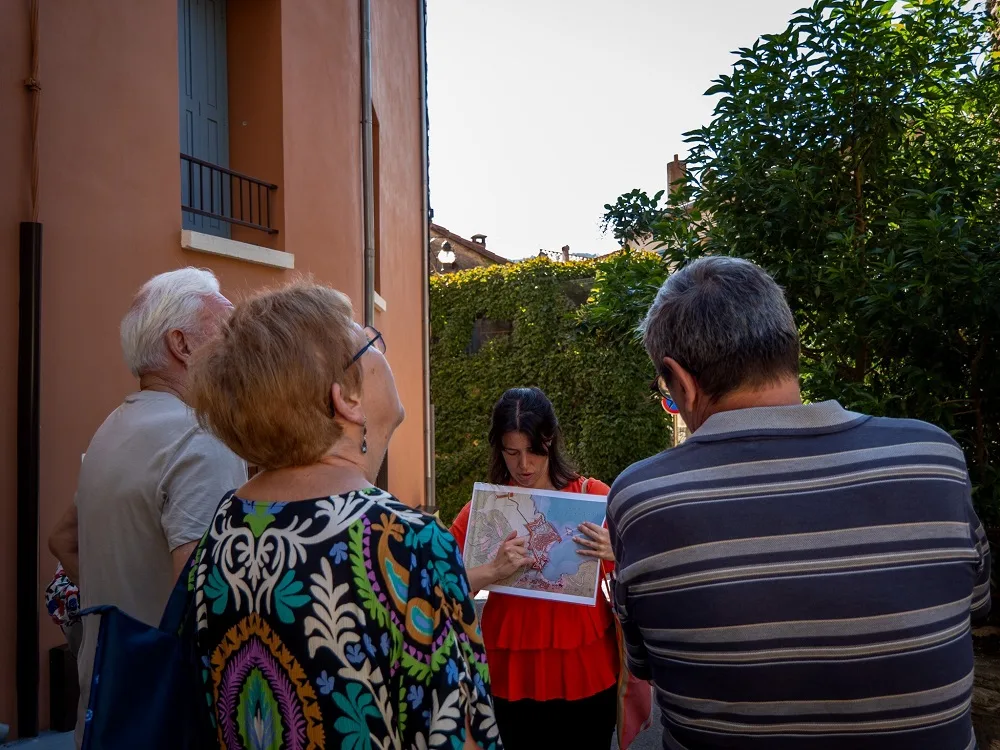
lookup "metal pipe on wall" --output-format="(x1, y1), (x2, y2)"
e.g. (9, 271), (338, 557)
(17, 221), (42, 738)
(360, 0), (376, 327)
(17, 0), (43, 737)
(418, 0), (435, 511)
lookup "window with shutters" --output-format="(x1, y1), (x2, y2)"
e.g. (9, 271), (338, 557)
(178, 0), (231, 237)
(178, 0), (279, 240)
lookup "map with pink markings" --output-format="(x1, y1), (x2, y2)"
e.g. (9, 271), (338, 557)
(463, 483), (606, 605)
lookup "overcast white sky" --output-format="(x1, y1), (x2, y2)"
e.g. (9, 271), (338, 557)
(426, 0), (807, 259)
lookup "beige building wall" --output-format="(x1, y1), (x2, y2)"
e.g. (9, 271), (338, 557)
(0, 0), (428, 735)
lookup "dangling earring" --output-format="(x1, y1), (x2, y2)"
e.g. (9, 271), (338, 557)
(361, 418), (368, 455)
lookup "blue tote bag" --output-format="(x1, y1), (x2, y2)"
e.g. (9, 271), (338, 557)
(80, 557), (215, 750)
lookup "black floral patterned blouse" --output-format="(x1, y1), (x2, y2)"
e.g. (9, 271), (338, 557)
(190, 487), (501, 750)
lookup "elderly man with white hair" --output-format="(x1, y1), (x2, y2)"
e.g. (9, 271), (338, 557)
(48, 267), (247, 747)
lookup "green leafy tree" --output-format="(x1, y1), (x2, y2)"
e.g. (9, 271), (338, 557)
(603, 0), (1000, 519)
(600, 189), (665, 248)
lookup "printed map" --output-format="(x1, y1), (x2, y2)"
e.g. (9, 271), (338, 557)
(463, 483), (607, 605)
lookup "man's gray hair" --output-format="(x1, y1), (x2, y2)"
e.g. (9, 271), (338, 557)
(120, 267), (221, 378)
(640, 256), (799, 400)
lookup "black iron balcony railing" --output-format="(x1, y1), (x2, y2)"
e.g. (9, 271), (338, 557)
(180, 153), (278, 234)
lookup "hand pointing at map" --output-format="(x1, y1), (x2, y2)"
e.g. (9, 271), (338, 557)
(574, 522), (615, 562)
(491, 530), (532, 580)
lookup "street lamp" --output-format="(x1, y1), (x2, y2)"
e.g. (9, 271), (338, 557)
(437, 241), (455, 266)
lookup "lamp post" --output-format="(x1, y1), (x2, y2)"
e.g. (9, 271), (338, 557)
(436, 240), (456, 270)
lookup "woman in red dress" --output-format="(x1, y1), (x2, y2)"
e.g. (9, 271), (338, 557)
(450, 387), (618, 749)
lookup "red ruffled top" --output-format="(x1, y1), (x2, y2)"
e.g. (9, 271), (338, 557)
(450, 477), (619, 702)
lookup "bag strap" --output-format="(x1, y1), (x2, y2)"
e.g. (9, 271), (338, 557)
(159, 553), (198, 633)
(77, 605), (115, 619)
(159, 489), (237, 632)
(580, 476), (616, 604)
(76, 576), (193, 631)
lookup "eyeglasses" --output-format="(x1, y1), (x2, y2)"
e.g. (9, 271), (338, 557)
(351, 326), (386, 362)
(650, 375), (679, 414)
(329, 327), (386, 417)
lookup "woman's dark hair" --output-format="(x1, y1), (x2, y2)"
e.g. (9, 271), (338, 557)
(487, 387), (579, 489)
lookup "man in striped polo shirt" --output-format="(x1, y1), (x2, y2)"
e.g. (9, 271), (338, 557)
(607, 257), (991, 750)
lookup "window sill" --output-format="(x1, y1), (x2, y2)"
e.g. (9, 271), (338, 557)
(374, 291), (387, 313)
(181, 230), (294, 270)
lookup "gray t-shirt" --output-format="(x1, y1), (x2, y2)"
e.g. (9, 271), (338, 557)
(74, 390), (246, 745)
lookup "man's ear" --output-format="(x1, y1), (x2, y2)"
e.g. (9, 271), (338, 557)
(166, 329), (194, 365)
(662, 357), (698, 413)
(331, 382), (365, 426)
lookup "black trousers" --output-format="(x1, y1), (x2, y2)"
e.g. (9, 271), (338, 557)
(492, 685), (617, 750)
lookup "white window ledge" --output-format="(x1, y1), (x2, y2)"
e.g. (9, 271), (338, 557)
(374, 291), (387, 313)
(181, 230), (294, 270)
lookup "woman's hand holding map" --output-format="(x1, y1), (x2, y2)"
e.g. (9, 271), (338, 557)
(574, 522), (614, 562)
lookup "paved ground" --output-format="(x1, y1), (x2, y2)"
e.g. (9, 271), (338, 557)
(1, 726), (664, 750)
(1, 724), (664, 750)
(0, 714), (664, 749)
(0, 733), (73, 749)
(612, 705), (662, 750)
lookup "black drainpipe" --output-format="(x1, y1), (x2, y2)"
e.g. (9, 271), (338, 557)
(17, 0), (42, 734)
(17, 220), (42, 738)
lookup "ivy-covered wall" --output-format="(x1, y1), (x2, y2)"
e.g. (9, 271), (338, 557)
(430, 254), (671, 523)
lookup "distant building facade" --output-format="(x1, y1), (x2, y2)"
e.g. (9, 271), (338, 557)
(430, 224), (510, 273)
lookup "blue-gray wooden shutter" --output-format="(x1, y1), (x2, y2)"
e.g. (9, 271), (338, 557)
(179, 0), (230, 237)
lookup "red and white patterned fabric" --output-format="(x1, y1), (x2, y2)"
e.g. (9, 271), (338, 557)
(45, 563), (80, 628)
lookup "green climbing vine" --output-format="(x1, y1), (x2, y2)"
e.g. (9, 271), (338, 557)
(430, 253), (671, 523)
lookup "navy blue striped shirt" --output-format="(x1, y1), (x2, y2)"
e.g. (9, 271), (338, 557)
(607, 401), (990, 750)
